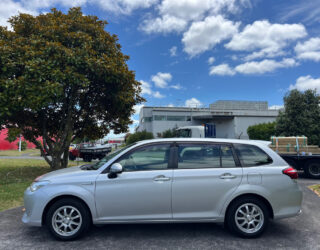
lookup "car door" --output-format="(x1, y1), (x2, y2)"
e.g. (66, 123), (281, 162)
(172, 143), (243, 220)
(95, 143), (173, 222)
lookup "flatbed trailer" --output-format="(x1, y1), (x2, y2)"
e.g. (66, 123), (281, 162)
(69, 143), (112, 162)
(280, 154), (320, 179)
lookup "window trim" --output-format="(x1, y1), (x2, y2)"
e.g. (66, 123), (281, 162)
(173, 142), (241, 170)
(102, 142), (175, 173)
(233, 143), (273, 167)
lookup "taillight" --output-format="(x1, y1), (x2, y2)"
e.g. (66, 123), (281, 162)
(282, 167), (298, 179)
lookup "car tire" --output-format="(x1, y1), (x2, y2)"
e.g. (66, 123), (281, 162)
(69, 153), (76, 161)
(45, 198), (91, 241)
(304, 160), (320, 179)
(83, 155), (92, 162)
(226, 197), (269, 238)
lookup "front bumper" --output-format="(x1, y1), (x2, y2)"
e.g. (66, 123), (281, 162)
(21, 187), (47, 227)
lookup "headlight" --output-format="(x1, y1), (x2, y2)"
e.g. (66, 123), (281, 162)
(30, 180), (50, 192)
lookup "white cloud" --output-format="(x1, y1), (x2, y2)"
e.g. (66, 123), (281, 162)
(208, 57), (215, 65)
(185, 97), (202, 107)
(0, 0), (36, 28)
(151, 72), (172, 88)
(131, 118), (139, 124)
(139, 0), (250, 34)
(169, 46), (177, 57)
(167, 103), (174, 107)
(21, 0), (87, 10)
(289, 75), (320, 94)
(182, 15), (239, 57)
(279, 0), (320, 25)
(139, 80), (164, 98)
(153, 91), (165, 98)
(295, 37), (320, 62)
(133, 104), (144, 115)
(0, 0), (158, 28)
(139, 14), (187, 34)
(170, 84), (182, 90)
(225, 20), (307, 60)
(209, 63), (235, 76)
(140, 80), (153, 95)
(86, 0), (158, 15)
(269, 105), (284, 110)
(235, 58), (298, 74)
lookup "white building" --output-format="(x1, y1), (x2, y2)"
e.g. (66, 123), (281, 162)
(137, 100), (279, 139)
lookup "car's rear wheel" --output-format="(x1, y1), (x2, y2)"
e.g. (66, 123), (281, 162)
(304, 160), (320, 179)
(226, 197), (269, 238)
(83, 154), (92, 162)
(69, 152), (76, 161)
(46, 198), (91, 240)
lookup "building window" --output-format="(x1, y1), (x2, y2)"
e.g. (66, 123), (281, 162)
(154, 115), (166, 121)
(167, 116), (185, 121)
(142, 117), (152, 122)
(186, 116), (191, 121)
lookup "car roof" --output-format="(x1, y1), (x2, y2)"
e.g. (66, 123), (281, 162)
(135, 138), (270, 147)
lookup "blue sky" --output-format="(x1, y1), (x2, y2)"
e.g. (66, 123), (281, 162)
(1, 0), (320, 137)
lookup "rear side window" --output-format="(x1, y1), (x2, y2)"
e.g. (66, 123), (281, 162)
(177, 144), (237, 169)
(234, 144), (273, 167)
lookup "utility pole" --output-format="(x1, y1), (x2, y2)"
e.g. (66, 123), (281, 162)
(18, 134), (22, 152)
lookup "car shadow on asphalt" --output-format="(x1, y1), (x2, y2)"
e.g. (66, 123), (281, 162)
(22, 219), (296, 244)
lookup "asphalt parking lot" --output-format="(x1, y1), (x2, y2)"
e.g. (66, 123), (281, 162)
(0, 176), (319, 250)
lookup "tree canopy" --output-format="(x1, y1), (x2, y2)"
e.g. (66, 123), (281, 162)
(0, 8), (144, 169)
(276, 89), (320, 145)
(126, 131), (154, 145)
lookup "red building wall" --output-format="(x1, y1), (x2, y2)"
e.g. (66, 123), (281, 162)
(0, 129), (37, 150)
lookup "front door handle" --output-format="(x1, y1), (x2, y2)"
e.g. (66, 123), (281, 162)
(153, 175), (171, 182)
(220, 173), (236, 179)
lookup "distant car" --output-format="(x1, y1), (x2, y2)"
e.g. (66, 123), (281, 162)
(22, 138), (302, 240)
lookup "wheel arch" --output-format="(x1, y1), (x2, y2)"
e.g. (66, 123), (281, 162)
(41, 195), (93, 226)
(225, 193), (274, 219)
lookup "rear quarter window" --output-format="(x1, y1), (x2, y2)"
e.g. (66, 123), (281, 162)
(234, 144), (273, 167)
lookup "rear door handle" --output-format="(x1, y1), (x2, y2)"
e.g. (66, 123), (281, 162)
(153, 175), (171, 182)
(220, 173), (236, 179)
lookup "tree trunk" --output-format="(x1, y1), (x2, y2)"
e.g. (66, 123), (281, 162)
(31, 135), (71, 170)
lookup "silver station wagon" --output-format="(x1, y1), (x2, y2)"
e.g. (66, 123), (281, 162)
(22, 138), (302, 240)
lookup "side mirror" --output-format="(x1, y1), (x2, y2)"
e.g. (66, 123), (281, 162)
(108, 163), (123, 179)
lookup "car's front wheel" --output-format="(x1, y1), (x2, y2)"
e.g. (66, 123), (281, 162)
(45, 198), (91, 240)
(226, 197), (269, 238)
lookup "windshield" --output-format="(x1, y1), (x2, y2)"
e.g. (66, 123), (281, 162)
(89, 143), (136, 170)
(177, 129), (191, 138)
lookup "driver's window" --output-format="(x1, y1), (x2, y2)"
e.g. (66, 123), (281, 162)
(117, 144), (171, 172)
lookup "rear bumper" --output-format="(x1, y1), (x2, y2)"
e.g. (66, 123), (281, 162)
(273, 183), (303, 220)
(274, 208), (302, 220)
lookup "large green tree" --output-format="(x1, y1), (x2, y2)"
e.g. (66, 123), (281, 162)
(0, 8), (144, 169)
(276, 89), (320, 145)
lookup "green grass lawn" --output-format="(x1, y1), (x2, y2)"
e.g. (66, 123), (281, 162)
(309, 184), (320, 197)
(0, 149), (41, 157)
(0, 159), (85, 211)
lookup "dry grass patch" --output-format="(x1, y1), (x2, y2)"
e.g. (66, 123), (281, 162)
(309, 184), (320, 197)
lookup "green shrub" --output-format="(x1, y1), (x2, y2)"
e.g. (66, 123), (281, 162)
(247, 122), (276, 141)
(159, 128), (179, 138)
(126, 130), (154, 145)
